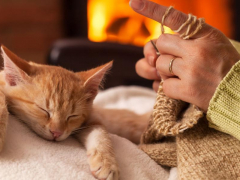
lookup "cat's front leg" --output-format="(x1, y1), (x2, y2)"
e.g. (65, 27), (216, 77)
(74, 125), (119, 180)
(0, 91), (8, 152)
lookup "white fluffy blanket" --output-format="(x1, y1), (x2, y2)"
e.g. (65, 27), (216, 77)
(0, 86), (177, 180)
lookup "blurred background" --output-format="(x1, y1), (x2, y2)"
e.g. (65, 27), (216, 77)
(0, 0), (239, 87)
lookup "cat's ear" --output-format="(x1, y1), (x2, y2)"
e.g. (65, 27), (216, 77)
(76, 61), (113, 98)
(1, 45), (31, 86)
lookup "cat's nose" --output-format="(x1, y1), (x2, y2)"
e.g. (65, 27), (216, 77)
(50, 130), (63, 138)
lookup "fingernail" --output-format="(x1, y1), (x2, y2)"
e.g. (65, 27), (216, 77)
(148, 56), (155, 66)
(129, 0), (145, 11)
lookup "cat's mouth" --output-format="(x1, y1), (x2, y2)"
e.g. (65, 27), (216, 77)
(33, 130), (67, 142)
(53, 137), (62, 141)
(51, 133), (70, 142)
(43, 135), (65, 142)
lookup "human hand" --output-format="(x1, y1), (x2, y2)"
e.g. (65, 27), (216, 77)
(130, 0), (240, 112)
(135, 39), (162, 91)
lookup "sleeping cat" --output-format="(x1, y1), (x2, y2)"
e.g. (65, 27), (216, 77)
(0, 46), (149, 180)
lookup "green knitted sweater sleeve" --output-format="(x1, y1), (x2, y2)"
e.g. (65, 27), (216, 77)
(207, 39), (240, 140)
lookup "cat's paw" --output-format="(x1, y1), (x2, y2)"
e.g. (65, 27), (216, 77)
(87, 149), (119, 180)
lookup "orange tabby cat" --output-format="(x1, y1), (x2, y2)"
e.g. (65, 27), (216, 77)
(0, 46), (149, 180)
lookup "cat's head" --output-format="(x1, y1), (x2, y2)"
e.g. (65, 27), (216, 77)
(0, 46), (112, 141)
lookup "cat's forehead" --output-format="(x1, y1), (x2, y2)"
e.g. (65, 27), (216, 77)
(34, 66), (81, 84)
(33, 66), (85, 100)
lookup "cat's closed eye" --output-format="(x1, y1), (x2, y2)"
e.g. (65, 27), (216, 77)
(67, 115), (80, 122)
(36, 105), (50, 119)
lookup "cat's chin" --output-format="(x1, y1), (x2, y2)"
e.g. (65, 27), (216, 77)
(54, 136), (68, 142)
(41, 136), (64, 142)
(39, 135), (68, 142)
(38, 135), (55, 141)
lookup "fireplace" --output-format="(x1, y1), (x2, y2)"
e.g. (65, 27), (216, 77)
(63, 0), (238, 40)
(87, 0), (173, 46)
(48, 0), (240, 89)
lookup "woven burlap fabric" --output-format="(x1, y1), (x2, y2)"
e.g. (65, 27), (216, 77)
(140, 82), (240, 179)
(141, 82), (203, 144)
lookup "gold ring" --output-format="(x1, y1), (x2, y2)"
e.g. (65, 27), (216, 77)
(169, 57), (176, 75)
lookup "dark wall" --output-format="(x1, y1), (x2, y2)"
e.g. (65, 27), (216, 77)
(48, 39), (152, 89)
(233, 0), (240, 41)
(63, 0), (88, 37)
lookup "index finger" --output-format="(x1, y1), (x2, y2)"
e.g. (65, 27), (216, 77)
(129, 0), (209, 37)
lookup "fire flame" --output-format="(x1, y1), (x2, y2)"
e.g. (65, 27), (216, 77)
(87, 0), (173, 46)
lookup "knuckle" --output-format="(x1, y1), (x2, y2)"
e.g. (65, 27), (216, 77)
(146, 67), (156, 78)
(158, 33), (167, 42)
(156, 58), (163, 71)
(156, 34), (167, 48)
(207, 27), (225, 40)
(136, 60), (156, 80)
(143, 41), (152, 56)
(151, 5), (161, 21)
(166, 10), (185, 28)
